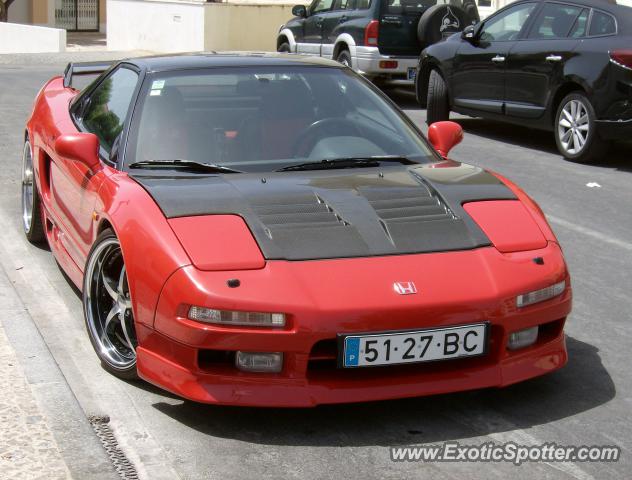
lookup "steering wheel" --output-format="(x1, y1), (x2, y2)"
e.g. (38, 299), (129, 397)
(291, 117), (362, 157)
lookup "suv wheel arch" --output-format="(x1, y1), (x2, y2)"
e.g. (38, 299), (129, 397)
(278, 28), (297, 52)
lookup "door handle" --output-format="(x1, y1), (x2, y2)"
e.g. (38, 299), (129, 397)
(339, 15), (348, 23)
(315, 16), (323, 28)
(491, 55), (506, 63)
(546, 54), (563, 62)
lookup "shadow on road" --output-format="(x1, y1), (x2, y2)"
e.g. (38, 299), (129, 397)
(151, 336), (614, 446)
(383, 87), (420, 111)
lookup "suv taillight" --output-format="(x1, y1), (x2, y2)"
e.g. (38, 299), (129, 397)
(610, 50), (632, 70)
(364, 20), (379, 46)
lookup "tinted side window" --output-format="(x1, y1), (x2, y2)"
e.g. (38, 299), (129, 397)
(334, 0), (354, 9)
(589, 11), (616, 36)
(83, 67), (138, 153)
(569, 8), (589, 37)
(311, 0), (334, 13)
(480, 2), (537, 42)
(528, 3), (584, 39)
(356, 0), (371, 8)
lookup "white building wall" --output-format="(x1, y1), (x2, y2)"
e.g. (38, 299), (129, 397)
(0, 22), (66, 53)
(107, 0), (206, 52)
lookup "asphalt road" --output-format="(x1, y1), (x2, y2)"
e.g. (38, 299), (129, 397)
(0, 62), (631, 480)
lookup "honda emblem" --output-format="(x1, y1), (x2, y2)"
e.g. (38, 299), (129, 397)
(393, 281), (417, 295)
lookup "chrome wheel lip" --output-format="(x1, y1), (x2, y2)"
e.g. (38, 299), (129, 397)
(85, 238), (137, 370)
(558, 99), (589, 155)
(21, 141), (34, 233)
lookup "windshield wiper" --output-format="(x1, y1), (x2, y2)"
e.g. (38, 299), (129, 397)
(128, 159), (243, 173)
(276, 156), (415, 172)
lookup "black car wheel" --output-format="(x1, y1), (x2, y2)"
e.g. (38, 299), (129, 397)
(555, 92), (608, 163)
(337, 50), (352, 68)
(83, 229), (138, 380)
(277, 42), (291, 53)
(427, 69), (450, 125)
(22, 139), (46, 244)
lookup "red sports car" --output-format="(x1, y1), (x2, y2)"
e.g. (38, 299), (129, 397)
(22, 53), (571, 407)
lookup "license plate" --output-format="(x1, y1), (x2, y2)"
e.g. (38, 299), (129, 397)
(407, 67), (417, 81)
(340, 323), (488, 368)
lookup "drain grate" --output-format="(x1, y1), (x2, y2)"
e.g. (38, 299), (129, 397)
(89, 415), (139, 480)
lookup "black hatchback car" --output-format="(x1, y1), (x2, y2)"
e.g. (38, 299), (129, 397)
(417, 0), (632, 162)
(277, 0), (480, 85)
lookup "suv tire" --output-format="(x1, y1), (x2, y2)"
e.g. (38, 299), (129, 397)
(277, 42), (291, 53)
(417, 5), (468, 49)
(337, 49), (352, 68)
(427, 69), (450, 125)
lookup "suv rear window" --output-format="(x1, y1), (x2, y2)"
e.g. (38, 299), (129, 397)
(384, 0), (434, 14)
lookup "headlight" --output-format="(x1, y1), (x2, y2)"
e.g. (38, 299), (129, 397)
(516, 280), (566, 308)
(188, 306), (286, 327)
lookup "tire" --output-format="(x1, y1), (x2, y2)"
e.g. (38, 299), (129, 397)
(277, 42), (291, 53)
(336, 49), (352, 68)
(415, 64), (428, 108)
(21, 139), (46, 244)
(417, 5), (468, 49)
(427, 69), (450, 125)
(554, 92), (609, 163)
(83, 228), (138, 380)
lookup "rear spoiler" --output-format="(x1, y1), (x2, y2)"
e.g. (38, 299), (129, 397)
(63, 61), (115, 89)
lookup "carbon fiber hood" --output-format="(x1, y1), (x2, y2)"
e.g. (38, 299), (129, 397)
(131, 163), (516, 260)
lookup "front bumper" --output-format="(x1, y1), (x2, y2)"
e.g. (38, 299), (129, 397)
(136, 243), (571, 407)
(354, 46), (418, 85)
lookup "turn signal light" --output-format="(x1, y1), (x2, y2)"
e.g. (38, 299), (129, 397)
(516, 280), (566, 308)
(188, 307), (286, 327)
(379, 60), (398, 69)
(610, 50), (632, 70)
(364, 20), (379, 46)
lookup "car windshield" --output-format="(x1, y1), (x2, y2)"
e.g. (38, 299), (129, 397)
(129, 66), (434, 173)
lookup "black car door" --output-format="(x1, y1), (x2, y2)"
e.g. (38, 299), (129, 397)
(299, 0), (335, 55)
(504, 2), (588, 119)
(451, 2), (538, 114)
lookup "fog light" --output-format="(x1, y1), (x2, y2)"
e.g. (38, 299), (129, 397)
(188, 307), (285, 327)
(379, 60), (398, 69)
(507, 326), (538, 350)
(516, 280), (566, 308)
(235, 352), (283, 373)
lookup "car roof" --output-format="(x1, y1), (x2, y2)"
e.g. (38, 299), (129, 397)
(124, 52), (344, 73)
(509, 0), (632, 16)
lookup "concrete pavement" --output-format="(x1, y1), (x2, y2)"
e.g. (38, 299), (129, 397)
(0, 279), (70, 480)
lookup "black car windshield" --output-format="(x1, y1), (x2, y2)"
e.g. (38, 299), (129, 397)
(128, 66), (434, 173)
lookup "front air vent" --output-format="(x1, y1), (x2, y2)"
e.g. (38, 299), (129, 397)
(359, 186), (454, 224)
(252, 193), (349, 229)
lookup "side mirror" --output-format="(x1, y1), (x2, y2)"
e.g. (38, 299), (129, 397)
(54, 133), (101, 172)
(428, 121), (463, 158)
(292, 5), (307, 17)
(461, 24), (480, 43)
